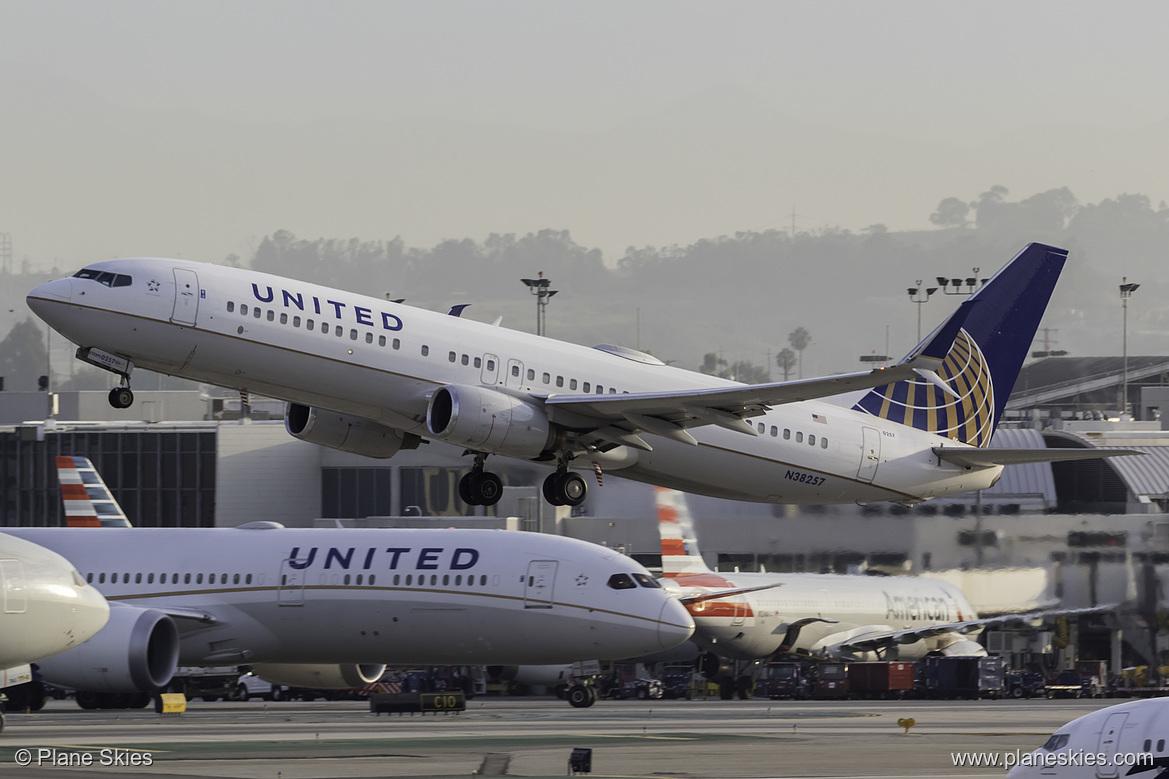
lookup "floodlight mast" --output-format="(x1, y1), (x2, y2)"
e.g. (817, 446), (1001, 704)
(520, 272), (558, 337)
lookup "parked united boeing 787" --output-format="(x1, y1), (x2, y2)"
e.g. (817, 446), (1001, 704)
(4, 458), (692, 709)
(26, 243), (1132, 507)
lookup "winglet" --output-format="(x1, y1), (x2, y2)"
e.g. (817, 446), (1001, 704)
(446, 304), (470, 317)
(56, 456), (132, 528)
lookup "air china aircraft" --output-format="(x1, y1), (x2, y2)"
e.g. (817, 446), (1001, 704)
(1006, 698), (1165, 778)
(25, 243), (1133, 508)
(4, 458), (692, 709)
(0, 532), (110, 723)
(654, 488), (1105, 698)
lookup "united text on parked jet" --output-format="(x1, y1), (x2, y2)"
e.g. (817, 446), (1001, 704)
(26, 243), (1132, 507)
(4, 459), (692, 708)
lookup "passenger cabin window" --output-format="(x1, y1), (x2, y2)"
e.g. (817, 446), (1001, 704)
(365, 332), (373, 343)
(227, 301), (235, 313)
(796, 432), (803, 443)
(280, 313), (288, 324)
(461, 354), (469, 366)
(267, 310), (275, 322)
(607, 573), (637, 590)
(821, 438), (828, 449)
(556, 376), (564, 387)
(378, 335), (386, 346)
(253, 307), (261, 319)
(241, 304), (249, 316)
(421, 345), (429, 356)
(294, 316), (301, 327)
(527, 369), (535, 381)
(570, 379), (578, 390)
(473, 357), (481, 368)
(449, 351), (457, 362)
(784, 428), (791, 439)
(583, 382), (591, 393)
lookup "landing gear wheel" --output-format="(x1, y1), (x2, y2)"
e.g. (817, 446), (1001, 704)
(459, 473), (479, 506)
(542, 473), (560, 505)
(108, 386), (134, 409)
(556, 472), (587, 506)
(461, 471), (503, 506)
(473, 472), (503, 505)
(543, 471), (587, 506)
(567, 684), (595, 708)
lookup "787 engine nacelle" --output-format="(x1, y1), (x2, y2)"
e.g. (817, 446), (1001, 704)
(426, 384), (556, 460)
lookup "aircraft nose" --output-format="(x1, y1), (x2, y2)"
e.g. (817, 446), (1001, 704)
(657, 596), (696, 650)
(74, 582), (111, 643)
(27, 278), (73, 310)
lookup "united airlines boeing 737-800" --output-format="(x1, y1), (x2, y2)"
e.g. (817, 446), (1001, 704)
(25, 243), (1133, 507)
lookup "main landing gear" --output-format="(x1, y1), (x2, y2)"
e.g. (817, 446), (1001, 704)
(459, 454), (590, 508)
(459, 453), (504, 506)
(542, 456), (587, 507)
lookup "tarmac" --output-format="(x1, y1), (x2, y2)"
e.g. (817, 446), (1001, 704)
(0, 695), (1121, 779)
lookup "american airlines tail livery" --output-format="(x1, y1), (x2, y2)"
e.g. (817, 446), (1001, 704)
(26, 243), (1134, 507)
(4, 458), (692, 709)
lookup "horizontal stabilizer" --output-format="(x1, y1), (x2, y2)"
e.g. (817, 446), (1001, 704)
(932, 447), (1143, 468)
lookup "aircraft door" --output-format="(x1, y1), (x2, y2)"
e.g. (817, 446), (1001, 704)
(1094, 711), (1129, 778)
(523, 560), (557, 609)
(505, 359), (524, 389)
(277, 558), (306, 606)
(0, 559), (27, 614)
(857, 427), (881, 482)
(480, 354), (499, 385)
(171, 268), (200, 326)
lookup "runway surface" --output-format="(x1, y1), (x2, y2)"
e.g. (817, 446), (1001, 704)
(0, 696), (1120, 778)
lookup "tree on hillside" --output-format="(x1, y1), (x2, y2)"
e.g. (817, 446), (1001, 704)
(0, 317), (47, 391)
(775, 347), (797, 381)
(788, 327), (811, 379)
(929, 197), (970, 228)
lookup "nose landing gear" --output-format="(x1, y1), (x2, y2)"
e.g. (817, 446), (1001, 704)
(108, 385), (134, 409)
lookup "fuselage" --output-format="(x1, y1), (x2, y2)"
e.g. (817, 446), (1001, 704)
(27, 258), (1000, 504)
(7, 527), (693, 666)
(0, 532), (110, 667)
(667, 570), (979, 661)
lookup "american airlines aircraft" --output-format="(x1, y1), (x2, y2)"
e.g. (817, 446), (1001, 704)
(1006, 698), (1164, 778)
(25, 243), (1132, 508)
(4, 458), (692, 709)
(655, 488), (1107, 698)
(0, 532), (109, 724)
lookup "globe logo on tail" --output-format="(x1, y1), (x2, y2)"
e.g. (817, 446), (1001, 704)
(853, 330), (995, 448)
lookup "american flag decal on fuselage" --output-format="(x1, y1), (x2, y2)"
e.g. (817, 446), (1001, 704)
(851, 329), (995, 448)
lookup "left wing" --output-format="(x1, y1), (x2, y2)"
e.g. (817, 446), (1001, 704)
(544, 363), (922, 450)
(676, 583), (782, 607)
(836, 604), (1116, 653)
(542, 308), (968, 450)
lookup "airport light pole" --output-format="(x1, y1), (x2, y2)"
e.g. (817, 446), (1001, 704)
(906, 282), (937, 342)
(521, 273), (558, 337)
(1120, 279), (1140, 416)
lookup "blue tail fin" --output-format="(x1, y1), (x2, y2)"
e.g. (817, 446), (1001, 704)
(852, 243), (1067, 446)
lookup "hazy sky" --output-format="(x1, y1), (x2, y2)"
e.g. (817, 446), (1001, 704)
(3, 1), (1168, 269)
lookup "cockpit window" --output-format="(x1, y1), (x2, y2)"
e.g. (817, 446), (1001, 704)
(632, 573), (661, 589)
(1041, 733), (1070, 751)
(74, 268), (132, 287)
(607, 573), (637, 590)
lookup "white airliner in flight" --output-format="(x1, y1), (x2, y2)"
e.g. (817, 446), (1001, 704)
(26, 243), (1133, 507)
(4, 458), (692, 708)
(1007, 698), (1164, 778)
(654, 488), (1107, 697)
(0, 531), (110, 724)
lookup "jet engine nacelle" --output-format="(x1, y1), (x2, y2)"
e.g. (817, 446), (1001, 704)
(938, 639), (987, 657)
(426, 385), (555, 460)
(250, 663), (386, 690)
(34, 604), (179, 693)
(285, 403), (421, 459)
